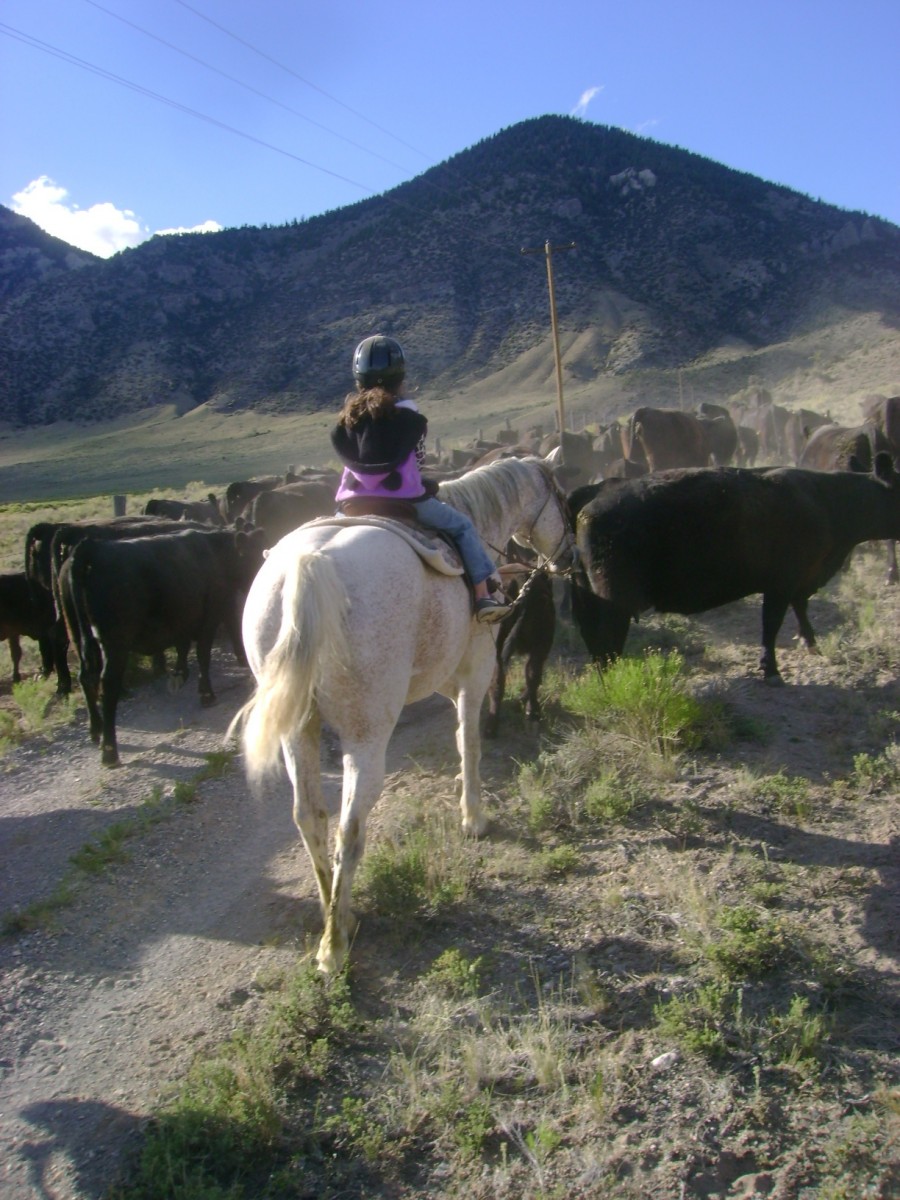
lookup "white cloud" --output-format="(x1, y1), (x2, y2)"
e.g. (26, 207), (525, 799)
(10, 176), (221, 259)
(572, 86), (603, 118)
(155, 220), (222, 237)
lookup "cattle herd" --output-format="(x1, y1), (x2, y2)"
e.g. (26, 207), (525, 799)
(0, 393), (898, 764)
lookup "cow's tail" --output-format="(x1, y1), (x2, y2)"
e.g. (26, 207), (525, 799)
(63, 541), (102, 678)
(235, 550), (350, 782)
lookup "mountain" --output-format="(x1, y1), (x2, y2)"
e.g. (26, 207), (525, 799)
(1, 115), (898, 429)
(0, 205), (98, 302)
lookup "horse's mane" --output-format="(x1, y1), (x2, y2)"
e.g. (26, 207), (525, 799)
(438, 455), (550, 529)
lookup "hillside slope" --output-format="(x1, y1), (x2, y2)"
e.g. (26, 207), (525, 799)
(2, 115), (898, 430)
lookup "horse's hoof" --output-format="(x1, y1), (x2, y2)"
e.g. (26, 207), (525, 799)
(316, 943), (347, 976)
(462, 814), (489, 838)
(200, 693), (217, 708)
(101, 751), (121, 767)
(763, 673), (785, 688)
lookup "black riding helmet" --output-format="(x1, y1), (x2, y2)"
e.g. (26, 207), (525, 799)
(353, 335), (406, 389)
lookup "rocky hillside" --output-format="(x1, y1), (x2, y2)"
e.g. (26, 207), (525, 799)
(1, 115), (898, 427)
(0, 205), (98, 302)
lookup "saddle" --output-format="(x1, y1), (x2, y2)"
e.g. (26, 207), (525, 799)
(305, 510), (465, 578)
(338, 497), (419, 522)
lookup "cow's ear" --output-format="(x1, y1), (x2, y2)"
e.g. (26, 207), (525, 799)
(874, 451), (896, 484)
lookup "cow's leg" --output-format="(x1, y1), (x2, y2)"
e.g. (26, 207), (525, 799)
(760, 593), (791, 684)
(9, 634), (22, 684)
(886, 540), (898, 587)
(225, 598), (249, 667)
(318, 735), (389, 975)
(571, 584), (631, 665)
(791, 596), (819, 654)
(523, 650), (546, 722)
(281, 720), (332, 916)
(484, 659), (505, 738)
(171, 640), (190, 685)
(77, 639), (103, 746)
(52, 618), (72, 695)
(37, 632), (55, 679)
(98, 649), (126, 765)
(195, 632), (216, 706)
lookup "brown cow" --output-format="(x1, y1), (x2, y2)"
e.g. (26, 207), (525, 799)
(858, 396), (900, 582)
(696, 403), (738, 466)
(797, 423), (890, 473)
(784, 408), (833, 464)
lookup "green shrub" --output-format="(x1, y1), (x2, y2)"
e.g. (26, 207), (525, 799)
(753, 770), (812, 820)
(423, 948), (485, 998)
(706, 905), (792, 979)
(561, 651), (705, 757)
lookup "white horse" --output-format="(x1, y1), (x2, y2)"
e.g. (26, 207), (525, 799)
(234, 455), (576, 974)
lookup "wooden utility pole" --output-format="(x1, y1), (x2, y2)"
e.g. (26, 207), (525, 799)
(521, 240), (576, 436)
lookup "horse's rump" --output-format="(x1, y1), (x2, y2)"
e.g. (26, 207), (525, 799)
(239, 546), (350, 780)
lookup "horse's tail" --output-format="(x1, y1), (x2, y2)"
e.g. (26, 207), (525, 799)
(235, 550), (350, 781)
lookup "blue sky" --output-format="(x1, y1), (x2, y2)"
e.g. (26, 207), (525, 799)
(2, 0), (898, 258)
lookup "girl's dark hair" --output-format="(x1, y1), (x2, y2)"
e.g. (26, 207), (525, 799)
(338, 385), (402, 428)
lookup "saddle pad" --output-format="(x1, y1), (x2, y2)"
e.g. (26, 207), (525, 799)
(303, 515), (464, 576)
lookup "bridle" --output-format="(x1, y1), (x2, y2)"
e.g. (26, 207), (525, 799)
(482, 461), (579, 607)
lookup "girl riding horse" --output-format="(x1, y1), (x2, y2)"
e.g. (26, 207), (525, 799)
(330, 335), (510, 622)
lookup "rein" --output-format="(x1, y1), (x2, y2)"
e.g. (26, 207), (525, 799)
(483, 464), (577, 579)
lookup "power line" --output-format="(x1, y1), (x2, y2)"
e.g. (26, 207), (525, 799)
(81, 0), (417, 181)
(0, 22), (383, 199)
(4, 11), (569, 286)
(172, 0), (437, 166)
(2, 18), (529, 267)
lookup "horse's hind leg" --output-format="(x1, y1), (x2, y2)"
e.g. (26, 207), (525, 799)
(455, 681), (491, 837)
(281, 718), (332, 918)
(318, 736), (388, 976)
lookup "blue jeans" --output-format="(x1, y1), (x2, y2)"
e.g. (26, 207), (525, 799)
(414, 497), (495, 584)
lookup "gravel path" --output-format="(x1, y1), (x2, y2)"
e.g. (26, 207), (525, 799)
(0, 646), (442, 1198)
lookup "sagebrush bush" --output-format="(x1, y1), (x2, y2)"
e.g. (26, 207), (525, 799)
(561, 651), (706, 757)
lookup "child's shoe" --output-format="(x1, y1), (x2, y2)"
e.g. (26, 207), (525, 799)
(475, 595), (511, 623)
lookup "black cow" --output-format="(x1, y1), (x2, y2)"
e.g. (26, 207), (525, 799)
(626, 407), (711, 471)
(223, 476), (287, 522)
(59, 527), (266, 765)
(484, 565), (556, 737)
(570, 457), (900, 683)
(26, 516), (207, 694)
(143, 494), (224, 525)
(0, 572), (55, 684)
(248, 480), (336, 546)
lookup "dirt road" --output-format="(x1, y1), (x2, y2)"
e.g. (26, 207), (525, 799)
(0, 647), (460, 1198)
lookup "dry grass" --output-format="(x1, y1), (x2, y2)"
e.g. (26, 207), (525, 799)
(111, 542), (900, 1200)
